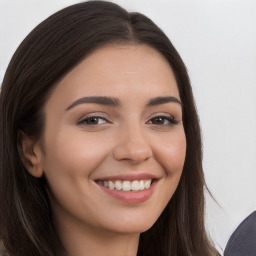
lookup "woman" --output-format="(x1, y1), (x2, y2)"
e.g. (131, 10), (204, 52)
(0, 1), (219, 255)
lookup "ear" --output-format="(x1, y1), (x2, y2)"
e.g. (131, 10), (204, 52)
(17, 130), (44, 178)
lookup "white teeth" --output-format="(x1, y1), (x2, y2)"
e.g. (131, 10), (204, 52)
(122, 181), (131, 191)
(131, 180), (140, 191)
(145, 180), (151, 189)
(99, 179), (153, 191)
(139, 180), (145, 190)
(108, 181), (115, 190)
(114, 180), (122, 190)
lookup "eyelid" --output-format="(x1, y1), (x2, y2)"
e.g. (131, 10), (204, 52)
(147, 113), (180, 125)
(148, 112), (176, 121)
(76, 112), (111, 125)
(149, 112), (174, 118)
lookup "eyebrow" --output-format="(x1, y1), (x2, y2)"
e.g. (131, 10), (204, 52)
(146, 96), (182, 106)
(65, 96), (121, 110)
(65, 95), (182, 111)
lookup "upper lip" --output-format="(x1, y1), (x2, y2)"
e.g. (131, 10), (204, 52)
(95, 173), (160, 181)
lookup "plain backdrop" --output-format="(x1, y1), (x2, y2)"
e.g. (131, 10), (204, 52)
(1, 0), (256, 254)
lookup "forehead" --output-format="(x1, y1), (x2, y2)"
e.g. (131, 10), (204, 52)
(46, 44), (180, 108)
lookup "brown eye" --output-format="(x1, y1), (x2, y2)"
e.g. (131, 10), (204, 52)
(151, 117), (166, 125)
(148, 116), (178, 126)
(78, 116), (108, 125)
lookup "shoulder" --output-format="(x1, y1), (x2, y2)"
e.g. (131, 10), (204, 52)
(224, 211), (256, 255)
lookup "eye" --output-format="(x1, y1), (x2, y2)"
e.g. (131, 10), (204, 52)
(147, 115), (179, 126)
(77, 116), (108, 126)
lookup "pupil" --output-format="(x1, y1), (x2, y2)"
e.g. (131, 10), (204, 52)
(89, 117), (98, 124)
(154, 117), (164, 124)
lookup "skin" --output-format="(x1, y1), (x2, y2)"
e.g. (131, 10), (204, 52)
(21, 44), (186, 256)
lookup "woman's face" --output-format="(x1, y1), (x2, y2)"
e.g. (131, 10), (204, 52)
(35, 44), (186, 235)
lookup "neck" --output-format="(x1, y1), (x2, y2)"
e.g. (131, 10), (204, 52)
(60, 224), (139, 256)
(65, 230), (139, 256)
(53, 208), (140, 256)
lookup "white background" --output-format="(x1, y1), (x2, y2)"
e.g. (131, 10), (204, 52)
(1, 0), (256, 254)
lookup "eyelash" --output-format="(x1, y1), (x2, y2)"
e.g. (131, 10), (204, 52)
(77, 115), (179, 126)
(77, 116), (108, 126)
(147, 115), (179, 126)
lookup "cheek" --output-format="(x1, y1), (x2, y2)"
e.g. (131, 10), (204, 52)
(43, 130), (111, 173)
(149, 131), (186, 218)
(154, 131), (186, 176)
(40, 130), (114, 216)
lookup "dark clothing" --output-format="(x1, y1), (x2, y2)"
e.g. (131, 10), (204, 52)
(224, 211), (256, 256)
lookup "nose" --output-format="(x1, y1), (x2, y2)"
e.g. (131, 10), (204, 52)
(113, 124), (153, 164)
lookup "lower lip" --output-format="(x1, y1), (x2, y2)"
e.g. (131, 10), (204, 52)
(97, 181), (157, 204)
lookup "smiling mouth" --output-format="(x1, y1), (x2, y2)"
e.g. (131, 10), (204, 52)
(96, 179), (154, 192)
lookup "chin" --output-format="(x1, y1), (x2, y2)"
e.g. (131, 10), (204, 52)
(102, 216), (158, 235)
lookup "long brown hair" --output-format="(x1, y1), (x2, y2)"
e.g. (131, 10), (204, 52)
(0, 1), (219, 255)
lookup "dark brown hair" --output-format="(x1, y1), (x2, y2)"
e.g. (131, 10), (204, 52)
(0, 1), (219, 255)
